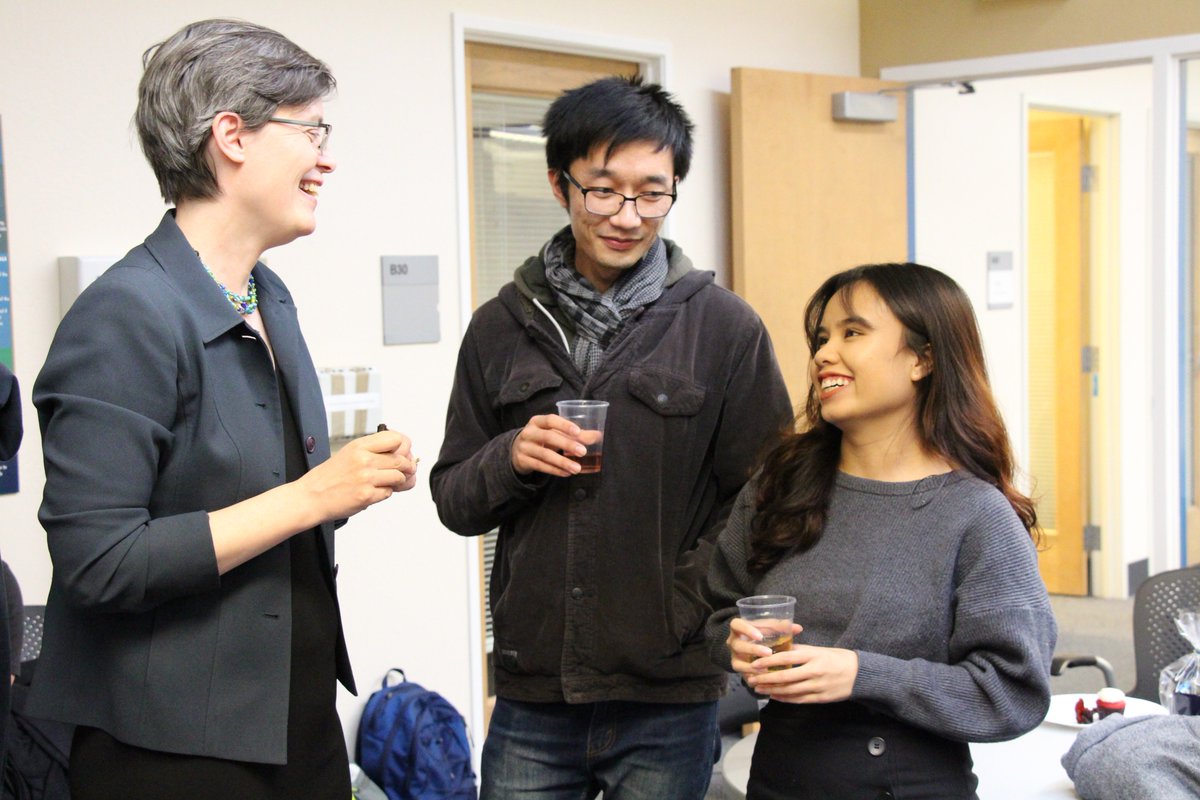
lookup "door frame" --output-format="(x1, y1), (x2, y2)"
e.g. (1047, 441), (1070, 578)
(885, 34), (1200, 583)
(452, 14), (670, 337)
(451, 11), (670, 760)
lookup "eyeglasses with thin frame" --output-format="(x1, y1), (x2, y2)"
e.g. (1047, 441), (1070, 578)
(267, 117), (332, 153)
(562, 171), (677, 219)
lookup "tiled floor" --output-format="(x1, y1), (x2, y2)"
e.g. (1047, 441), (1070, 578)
(1048, 594), (1136, 694)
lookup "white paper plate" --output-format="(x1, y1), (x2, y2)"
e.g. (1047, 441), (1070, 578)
(1044, 693), (1169, 729)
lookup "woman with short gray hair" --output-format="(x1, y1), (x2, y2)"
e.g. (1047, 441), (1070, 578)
(29, 19), (418, 799)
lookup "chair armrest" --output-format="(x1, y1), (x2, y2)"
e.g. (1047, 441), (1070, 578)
(1051, 653), (1116, 687)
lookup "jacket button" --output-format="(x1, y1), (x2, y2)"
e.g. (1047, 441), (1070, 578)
(875, 793), (895, 800)
(867, 736), (886, 756)
(305, 435), (316, 453)
(656, 392), (669, 404)
(571, 587), (583, 599)
(519, 382), (530, 392)
(573, 488), (587, 501)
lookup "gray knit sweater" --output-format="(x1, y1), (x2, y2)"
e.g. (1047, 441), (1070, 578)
(704, 470), (1057, 743)
(1062, 714), (1200, 799)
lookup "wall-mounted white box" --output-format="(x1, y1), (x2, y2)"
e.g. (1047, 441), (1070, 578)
(986, 251), (1015, 310)
(58, 256), (117, 318)
(832, 91), (899, 123)
(381, 255), (439, 345)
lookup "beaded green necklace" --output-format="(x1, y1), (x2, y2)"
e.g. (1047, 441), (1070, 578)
(197, 253), (258, 315)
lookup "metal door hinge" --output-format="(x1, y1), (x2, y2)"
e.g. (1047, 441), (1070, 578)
(1084, 524), (1101, 551)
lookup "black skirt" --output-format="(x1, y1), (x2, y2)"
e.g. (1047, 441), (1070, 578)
(747, 700), (979, 800)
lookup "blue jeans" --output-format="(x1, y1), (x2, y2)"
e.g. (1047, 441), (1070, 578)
(481, 698), (720, 800)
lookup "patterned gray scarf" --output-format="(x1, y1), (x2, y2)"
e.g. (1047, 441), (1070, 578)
(543, 227), (668, 377)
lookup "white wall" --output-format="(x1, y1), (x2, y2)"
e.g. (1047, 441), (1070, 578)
(911, 64), (1153, 596)
(0, 0), (860, 754)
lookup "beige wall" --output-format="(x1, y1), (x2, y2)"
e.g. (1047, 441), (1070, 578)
(0, 0), (857, 755)
(861, 0), (1200, 77)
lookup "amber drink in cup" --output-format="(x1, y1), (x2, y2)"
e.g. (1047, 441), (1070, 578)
(737, 595), (796, 671)
(555, 400), (609, 474)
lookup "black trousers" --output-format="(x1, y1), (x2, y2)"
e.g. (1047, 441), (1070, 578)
(747, 701), (979, 800)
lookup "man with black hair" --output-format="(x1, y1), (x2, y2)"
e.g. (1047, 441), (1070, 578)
(431, 76), (790, 798)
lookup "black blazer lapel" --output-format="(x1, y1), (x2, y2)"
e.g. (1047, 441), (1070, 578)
(256, 269), (337, 572)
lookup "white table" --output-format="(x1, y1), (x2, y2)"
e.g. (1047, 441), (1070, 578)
(718, 695), (1167, 800)
(719, 730), (755, 799)
(970, 724), (1079, 799)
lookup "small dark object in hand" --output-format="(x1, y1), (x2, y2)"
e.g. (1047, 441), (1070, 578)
(377, 423), (388, 432)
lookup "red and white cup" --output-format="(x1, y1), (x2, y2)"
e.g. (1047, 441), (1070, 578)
(1096, 687), (1127, 720)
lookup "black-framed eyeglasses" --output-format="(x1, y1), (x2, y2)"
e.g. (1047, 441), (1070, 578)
(563, 171), (677, 219)
(268, 117), (332, 153)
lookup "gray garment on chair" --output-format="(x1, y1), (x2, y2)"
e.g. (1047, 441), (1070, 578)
(1062, 713), (1200, 799)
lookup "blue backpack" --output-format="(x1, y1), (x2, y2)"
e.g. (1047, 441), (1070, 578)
(356, 668), (477, 800)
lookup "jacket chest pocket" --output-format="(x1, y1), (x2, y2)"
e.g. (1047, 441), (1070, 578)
(496, 365), (564, 427)
(628, 367), (706, 417)
(624, 367), (707, 461)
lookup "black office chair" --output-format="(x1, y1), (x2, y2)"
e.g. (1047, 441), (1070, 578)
(7, 604), (71, 799)
(20, 604), (43, 664)
(1128, 566), (1200, 700)
(1052, 565), (1200, 701)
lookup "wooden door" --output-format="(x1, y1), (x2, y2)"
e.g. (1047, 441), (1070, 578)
(1028, 115), (1088, 595)
(730, 69), (908, 401)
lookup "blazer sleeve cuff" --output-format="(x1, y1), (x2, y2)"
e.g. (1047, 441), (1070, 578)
(144, 511), (221, 605)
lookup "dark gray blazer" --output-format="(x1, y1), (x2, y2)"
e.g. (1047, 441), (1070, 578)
(29, 212), (353, 764)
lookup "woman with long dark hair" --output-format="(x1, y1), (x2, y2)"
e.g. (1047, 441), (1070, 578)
(704, 263), (1056, 799)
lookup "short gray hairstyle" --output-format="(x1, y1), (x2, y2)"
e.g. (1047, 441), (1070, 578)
(136, 19), (336, 204)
